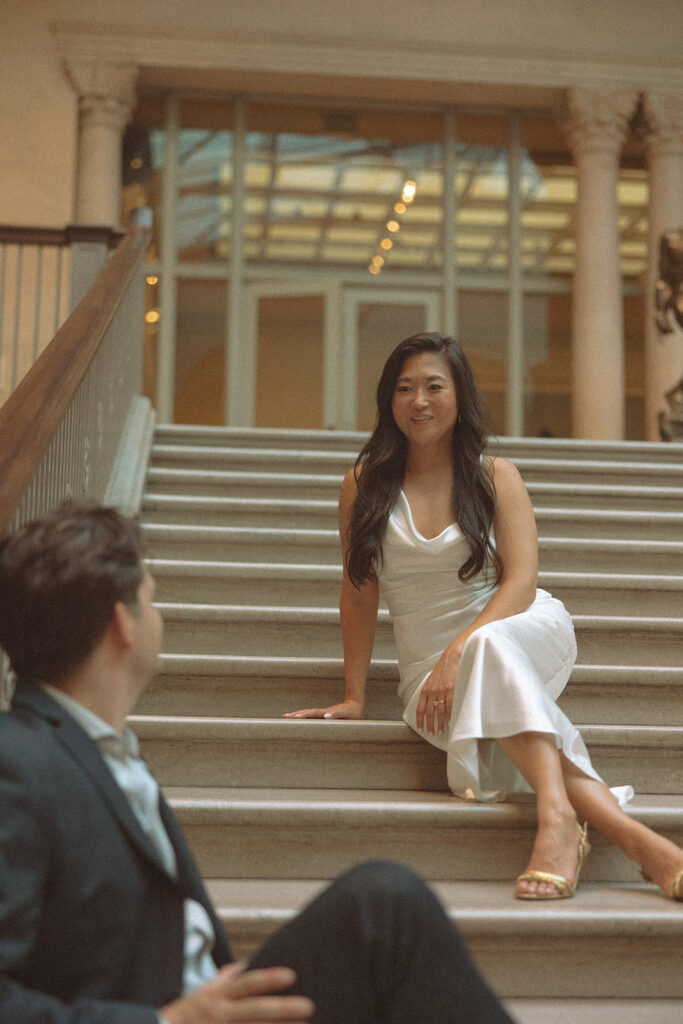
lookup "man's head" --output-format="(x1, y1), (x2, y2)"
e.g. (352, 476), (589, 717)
(0, 502), (146, 685)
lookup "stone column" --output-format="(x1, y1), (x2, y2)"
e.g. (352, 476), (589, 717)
(642, 91), (683, 442)
(565, 87), (638, 440)
(65, 60), (138, 227)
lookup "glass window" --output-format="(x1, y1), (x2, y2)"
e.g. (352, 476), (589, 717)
(519, 118), (576, 279)
(245, 105), (443, 276)
(458, 290), (507, 438)
(455, 117), (509, 276)
(356, 301), (432, 430)
(172, 101), (235, 263)
(254, 294), (324, 429)
(174, 278), (227, 424)
(523, 293), (572, 438)
(624, 292), (645, 439)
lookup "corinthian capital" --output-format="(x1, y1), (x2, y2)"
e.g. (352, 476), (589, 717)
(564, 86), (639, 158)
(642, 91), (683, 158)
(64, 59), (138, 131)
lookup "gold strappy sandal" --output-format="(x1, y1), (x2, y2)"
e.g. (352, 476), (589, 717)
(670, 870), (683, 901)
(515, 822), (590, 901)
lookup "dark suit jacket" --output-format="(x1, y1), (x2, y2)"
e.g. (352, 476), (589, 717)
(0, 682), (232, 1023)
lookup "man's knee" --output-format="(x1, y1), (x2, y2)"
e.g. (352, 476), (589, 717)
(331, 860), (441, 914)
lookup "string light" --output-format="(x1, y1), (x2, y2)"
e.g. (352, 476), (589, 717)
(402, 180), (417, 201)
(368, 178), (417, 275)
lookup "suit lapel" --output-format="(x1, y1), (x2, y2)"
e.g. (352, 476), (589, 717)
(158, 793), (232, 964)
(13, 683), (174, 879)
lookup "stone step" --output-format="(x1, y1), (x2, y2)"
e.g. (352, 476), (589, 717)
(142, 491), (683, 533)
(205, 877), (683, 999)
(527, 484), (683, 513)
(140, 657), (683, 726)
(156, 603), (683, 668)
(150, 442), (683, 488)
(146, 468), (344, 500)
(143, 524), (343, 565)
(145, 462), (683, 500)
(135, 716), (683, 794)
(166, 787), (683, 885)
(142, 522), (683, 573)
(506, 1000), (683, 1024)
(148, 560), (682, 615)
(152, 424), (681, 465)
(143, 494), (338, 529)
(532, 507), (683, 539)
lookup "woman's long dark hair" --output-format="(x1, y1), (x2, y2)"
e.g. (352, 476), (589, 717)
(346, 332), (502, 588)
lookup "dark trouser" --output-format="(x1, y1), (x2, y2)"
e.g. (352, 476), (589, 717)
(249, 860), (514, 1024)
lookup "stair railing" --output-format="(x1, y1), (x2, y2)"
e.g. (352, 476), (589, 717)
(0, 208), (155, 708)
(0, 223), (126, 407)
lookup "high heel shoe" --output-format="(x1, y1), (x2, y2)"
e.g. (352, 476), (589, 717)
(670, 870), (683, 901)
(515, 822), (590, 901)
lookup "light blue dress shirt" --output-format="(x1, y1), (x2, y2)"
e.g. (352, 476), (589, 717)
(42, 685), (219, 1006)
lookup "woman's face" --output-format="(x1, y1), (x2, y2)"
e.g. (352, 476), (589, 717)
(390, 351), (458, 449)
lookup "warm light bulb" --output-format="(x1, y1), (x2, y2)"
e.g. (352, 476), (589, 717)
(387, 220), (400, 232)
(403, 180), (416, 198)
(146, 275), (159, 285)
(380, 238), (393, 250)
(372, 255), (384, 267)
(369, 264), (381, 275)
(394, 202), (406, 214)
(145, 310), (160, 324)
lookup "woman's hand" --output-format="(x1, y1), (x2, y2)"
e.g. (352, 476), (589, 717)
(416, 640), (465, 736)
(283, 699), (363, 720)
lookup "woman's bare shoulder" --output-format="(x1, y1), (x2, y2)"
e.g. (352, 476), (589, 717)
(488, 455), (525, 487)
(339, 466), (360, 515)
(488, 456), (533, 517)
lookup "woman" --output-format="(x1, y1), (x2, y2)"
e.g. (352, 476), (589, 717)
(286, 332), (683, 902)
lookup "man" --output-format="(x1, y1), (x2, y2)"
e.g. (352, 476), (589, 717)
(0, 502), (514, 1023)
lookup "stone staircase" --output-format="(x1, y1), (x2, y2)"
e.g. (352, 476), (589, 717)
(136, 425), (683, 1024)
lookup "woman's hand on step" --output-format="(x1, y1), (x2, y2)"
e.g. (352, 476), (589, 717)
(283, 699), (363, 720)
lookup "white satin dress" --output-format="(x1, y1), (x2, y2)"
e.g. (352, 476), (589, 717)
(379, 491), (634, 805)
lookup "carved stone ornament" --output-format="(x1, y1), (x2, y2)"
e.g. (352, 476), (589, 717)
(643, 92), (683, 157)
(565, 87), (639, 156)
(655, 229), (683, 335)
(656, 228), (683, 441)
(64, 58), (138, 131)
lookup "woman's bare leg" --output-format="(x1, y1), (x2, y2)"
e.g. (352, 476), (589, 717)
(493, 731), (683, 899)
(559, 754), (683, 897)
(496, 731), (583, 897)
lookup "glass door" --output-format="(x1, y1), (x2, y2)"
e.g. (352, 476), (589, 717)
(343, 289), (441, 430)
(244, 280), (342, 428)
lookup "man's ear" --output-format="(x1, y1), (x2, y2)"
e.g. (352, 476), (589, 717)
(110, 601), (137, 650)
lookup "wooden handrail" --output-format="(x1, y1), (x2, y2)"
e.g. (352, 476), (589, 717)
(0, 224), (124, 247)
(0, 217), (152, 532)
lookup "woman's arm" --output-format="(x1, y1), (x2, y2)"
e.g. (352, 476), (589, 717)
(283, 468), (379, 720)
(417, 456), (539, 735)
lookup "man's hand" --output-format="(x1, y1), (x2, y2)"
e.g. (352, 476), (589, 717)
(160, 963), (314, 1024)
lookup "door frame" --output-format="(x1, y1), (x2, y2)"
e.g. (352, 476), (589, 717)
(342, 287), (441, 429)
(242, 278), (343, 427)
